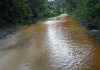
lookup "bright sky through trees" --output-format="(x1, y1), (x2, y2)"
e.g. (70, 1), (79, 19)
(48, 0), (54, 2)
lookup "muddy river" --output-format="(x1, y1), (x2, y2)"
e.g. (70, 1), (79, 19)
(0, 15), (100, 70)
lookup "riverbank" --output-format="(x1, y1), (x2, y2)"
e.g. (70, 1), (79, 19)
(0, 20), (44, 39)
(89, 30), (100, 43)
(0, 25), (21, 39)
(0, 25), (100, 44)
(0, 19), (100, 44)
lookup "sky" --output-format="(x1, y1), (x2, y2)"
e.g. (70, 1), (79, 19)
(48, 0), (54, 2)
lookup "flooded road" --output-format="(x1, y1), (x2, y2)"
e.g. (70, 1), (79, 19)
(0, 15), (100, 70)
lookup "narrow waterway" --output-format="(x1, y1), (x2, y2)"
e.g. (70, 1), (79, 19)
(0, 14), (100, 70)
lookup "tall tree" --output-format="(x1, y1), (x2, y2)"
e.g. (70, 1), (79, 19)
(28, 0), (50, 18)
(0, 0), (31, 28)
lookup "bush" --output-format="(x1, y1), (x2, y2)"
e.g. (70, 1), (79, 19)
(0, 0), (32, 28)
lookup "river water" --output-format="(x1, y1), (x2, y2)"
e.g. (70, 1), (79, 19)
(0, 15), (100, 70)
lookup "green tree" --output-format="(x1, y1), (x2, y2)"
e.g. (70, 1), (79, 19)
(28, 0), (50, 18)
(86, 0), (100, 29)
(0, 0), (31, 28)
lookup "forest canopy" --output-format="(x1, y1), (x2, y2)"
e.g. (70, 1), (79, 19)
(0, 0), (100, 30)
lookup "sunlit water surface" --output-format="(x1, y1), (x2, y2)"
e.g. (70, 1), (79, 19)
(0, 15), (100, 70)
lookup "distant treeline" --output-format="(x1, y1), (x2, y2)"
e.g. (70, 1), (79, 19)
(49, 0), (100, 30)
(0, 0), (100, 30)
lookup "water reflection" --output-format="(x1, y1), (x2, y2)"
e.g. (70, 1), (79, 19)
(0, 15), (100, 70)
(46, 20), (93, 70)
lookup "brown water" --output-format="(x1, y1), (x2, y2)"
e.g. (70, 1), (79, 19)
(0, 14), (100, 70)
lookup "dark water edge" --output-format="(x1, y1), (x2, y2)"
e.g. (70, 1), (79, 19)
(0, 26), (21, 39)
(89, 30), (100, 44)
(78, 21), (100, 44)
(81, 25), (100, 44)
(0, 27), (100, 44)
(0, 18), (46, 39)
(0, 23), (100, 45)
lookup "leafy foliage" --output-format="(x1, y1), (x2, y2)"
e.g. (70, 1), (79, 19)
(0, 0), (100, 30)
(0, 0), (31, 28)
(28, 0), (52, 19)
(48, 0), (100, 30)
(66, 0), (100, 30)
